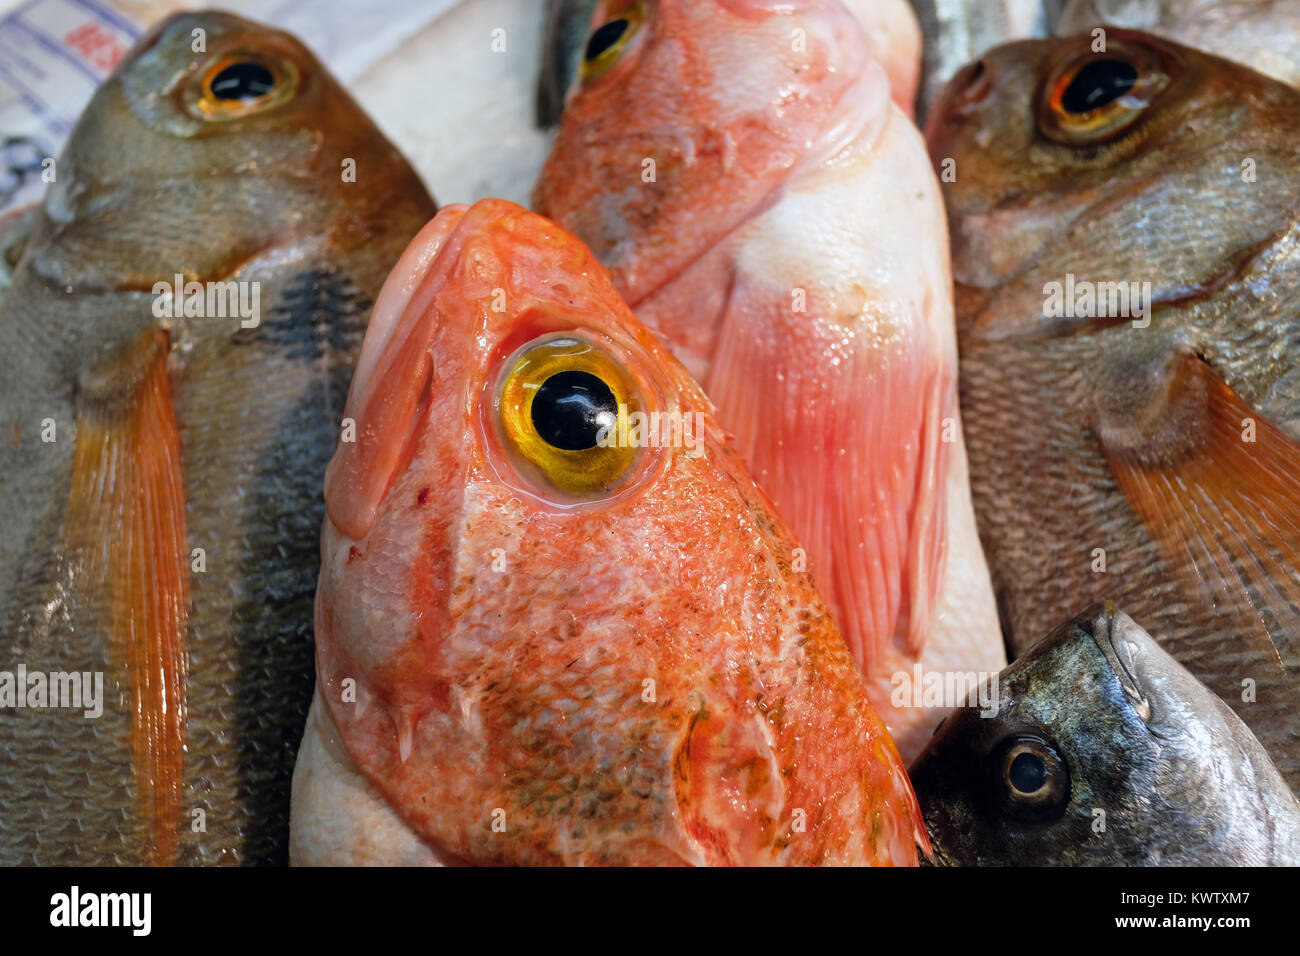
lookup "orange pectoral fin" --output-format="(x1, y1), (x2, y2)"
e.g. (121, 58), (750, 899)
(1099, 353), (1300, 669)
(707, 286), (949, 679)
(65, 330), (188, 865)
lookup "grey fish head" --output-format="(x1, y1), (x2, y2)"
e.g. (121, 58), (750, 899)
(28, 9), (431, 293)
(910, 603), (1300, 865)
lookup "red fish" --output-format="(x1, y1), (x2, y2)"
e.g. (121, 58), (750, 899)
(533, 0), (1005, 757)
(290, 199), (927, 866)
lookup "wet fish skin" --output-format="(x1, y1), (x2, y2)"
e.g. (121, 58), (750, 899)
(911, 604), (1300, 866)
(0, 10), (435, 865)
(1059, 0), (1300, 88)
(927, 30), (1300, 790)
(291, 198), (927, 866)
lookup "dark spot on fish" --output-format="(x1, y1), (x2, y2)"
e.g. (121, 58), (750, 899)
(532, 370), (617, 450)
(347, 546), (362, 565)
(1060, 59), (1138, 114)
(417, 486), (430, 505)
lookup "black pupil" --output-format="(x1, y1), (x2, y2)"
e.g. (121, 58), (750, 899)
(1009, 751), (1048, 794)
(1061, 59), (1138, 114)
(532, 370), (617, 451)
(585, 19), (629, 61)
(210, 61), (275, 101)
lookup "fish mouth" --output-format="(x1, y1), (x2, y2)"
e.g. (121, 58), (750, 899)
(1087, 603), (1153, 725)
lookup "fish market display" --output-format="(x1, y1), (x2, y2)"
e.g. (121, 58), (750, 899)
(927, 29), (1300, 790)
(0, 10), (436, 864)
(911, 604), (1300, 865)
(289, 198), (927, 866)
(1, 0), (1296, 873)
(534, 0), (1004, 758)
(1059, 0), (1300, 89)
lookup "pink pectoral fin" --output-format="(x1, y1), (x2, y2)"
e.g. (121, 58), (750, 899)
(707, 286), (949, 679)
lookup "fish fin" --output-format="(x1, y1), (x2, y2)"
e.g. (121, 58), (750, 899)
(706, 281), (950, 677)
(1099, 353), (1300, 669)
(65, 330), (188, 865)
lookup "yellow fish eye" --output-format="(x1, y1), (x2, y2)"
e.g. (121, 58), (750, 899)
(497, 335), (643, 499)
(1038, 43), (1170, 146)
(190, 52), (300, 120)
(580, 1), (647, 85)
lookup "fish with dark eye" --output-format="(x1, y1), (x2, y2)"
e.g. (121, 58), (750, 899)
(289, 199), (927, 866)
(927, 28), (1300, 791)
(911, 604), (1300, 866)
(0, 10), (435, 864)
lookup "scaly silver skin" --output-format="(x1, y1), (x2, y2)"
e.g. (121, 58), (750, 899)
(912, 604), (1300, 866)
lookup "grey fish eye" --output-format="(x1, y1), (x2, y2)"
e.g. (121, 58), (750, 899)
(1061, 59), (1138, 114)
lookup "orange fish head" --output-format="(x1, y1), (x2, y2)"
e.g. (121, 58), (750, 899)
(314, 199), (925, 865)
(533, 0), (889, 306)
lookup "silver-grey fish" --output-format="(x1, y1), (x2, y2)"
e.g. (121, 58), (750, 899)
(536, 0), (598, 126)
(911, 604), (1300, 866)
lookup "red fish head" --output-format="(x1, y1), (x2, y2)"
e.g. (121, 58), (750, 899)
(533, 0), (889, 307)
(314, 199), (925, 865)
